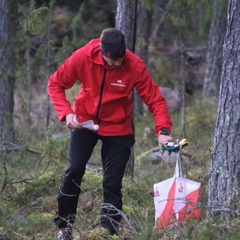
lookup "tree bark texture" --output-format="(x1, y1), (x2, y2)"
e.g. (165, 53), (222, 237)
(134, 3), (153, 116)
(203, 0), (227, 100)
(208, 0), (240, 220)
(0, 0), (15, 141)
(115, 0), (137, 51)
(115, 0), (138, 177)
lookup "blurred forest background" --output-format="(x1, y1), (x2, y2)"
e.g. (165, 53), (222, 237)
(1, 0), (240, 239)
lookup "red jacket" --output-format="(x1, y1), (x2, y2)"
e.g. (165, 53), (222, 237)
(48, 39), (172, 136)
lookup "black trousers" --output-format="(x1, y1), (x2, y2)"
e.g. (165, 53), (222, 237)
(54, 128), (135, 234)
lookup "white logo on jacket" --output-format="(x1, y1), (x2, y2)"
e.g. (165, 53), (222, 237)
(111, 79), (126, 87)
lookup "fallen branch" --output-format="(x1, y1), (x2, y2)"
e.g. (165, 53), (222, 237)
(0, 142), (42, 154)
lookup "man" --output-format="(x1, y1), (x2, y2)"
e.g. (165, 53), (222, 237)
(48, 28), (173, 240)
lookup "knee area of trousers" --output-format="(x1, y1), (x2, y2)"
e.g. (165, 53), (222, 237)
(67, 166), (85, 176)
(103, 183), (122, 192)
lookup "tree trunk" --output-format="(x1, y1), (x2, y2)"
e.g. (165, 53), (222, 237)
(115, 0), (138, 177)
(115, 0), (137, 51)
(203, 0), (227, 100)
(0, 0), (16, 142)
(208, 0), (240, 221)
(134, 3), (153, 116)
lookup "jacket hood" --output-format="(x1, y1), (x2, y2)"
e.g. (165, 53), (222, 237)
(84, 38), (103, 65)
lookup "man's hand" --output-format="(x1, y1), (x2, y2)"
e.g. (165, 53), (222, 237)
(158, 134), (174, 155)
(66, 113), (82, 131)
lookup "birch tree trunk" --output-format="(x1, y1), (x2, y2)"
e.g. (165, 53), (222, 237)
(208, 0), (240, 220)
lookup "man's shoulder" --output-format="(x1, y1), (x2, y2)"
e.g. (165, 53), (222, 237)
(125, 50), (146, 69)
(126, 50), (144, 62)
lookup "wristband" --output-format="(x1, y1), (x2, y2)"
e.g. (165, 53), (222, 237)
(158, 128), (169, 136)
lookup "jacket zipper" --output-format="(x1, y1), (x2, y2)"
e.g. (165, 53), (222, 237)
(96, 68), (107, 125)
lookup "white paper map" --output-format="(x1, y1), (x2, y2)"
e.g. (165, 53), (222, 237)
(73, 115), (99, 131)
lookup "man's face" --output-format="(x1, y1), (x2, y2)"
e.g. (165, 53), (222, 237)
(102, 55), (125, 69)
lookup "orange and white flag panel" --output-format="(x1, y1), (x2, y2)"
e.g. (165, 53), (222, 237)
(154, 176), (201, 228)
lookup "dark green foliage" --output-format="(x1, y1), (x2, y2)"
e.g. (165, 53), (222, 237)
(1, 0), (239, 239)
(165, 0), (212, 44)
(21, 6), (49, 33)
